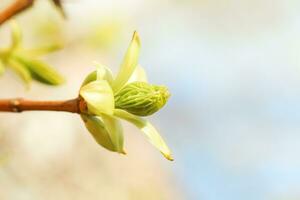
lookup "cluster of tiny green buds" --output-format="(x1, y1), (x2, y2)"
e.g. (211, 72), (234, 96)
(0, 21), (64, 88)
(114, 82), (170, 116)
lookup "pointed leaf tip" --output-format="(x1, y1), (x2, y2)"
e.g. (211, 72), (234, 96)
(164, 154), (174, 161)
(120, 150), (127, 155)
(132, 31), (140, 47)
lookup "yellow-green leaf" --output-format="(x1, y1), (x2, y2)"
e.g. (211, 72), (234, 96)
(114, 109), (173, 161)
(81, 64), (114, 87)
(15, 56), (65, 85)
(81, 114), (116, 152)
(81, 71), (98, 87)
(95, 63), (114, 85)
(79, 80), (114, 116)
(101, 114), (125, 153)
(112, 31), (141, 93)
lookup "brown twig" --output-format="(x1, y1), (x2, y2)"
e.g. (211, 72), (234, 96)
(0, 0), (34, 26)
(0, 97), (87, 113)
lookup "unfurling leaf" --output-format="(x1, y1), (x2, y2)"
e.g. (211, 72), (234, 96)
(81, 114), (125, 153)
(15, 56), (65, 85)
(101, 114), (125, 153)
(81, 64), (114, 87)
(115, 82), (170, 116)
(114, 109), (173, 161)
(112, 31), (141, 93)
(79, 80), (114, 116)
(81, 114), (116, 152)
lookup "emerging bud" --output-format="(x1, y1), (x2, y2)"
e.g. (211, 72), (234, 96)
(114, 82), (170, 116)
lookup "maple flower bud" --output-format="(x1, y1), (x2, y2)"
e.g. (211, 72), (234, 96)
(114, 82), (170, 116)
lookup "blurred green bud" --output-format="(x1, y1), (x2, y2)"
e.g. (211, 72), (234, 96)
(114, 82), (170, 116)
(15, 56), (65, 85)
(0, 21), (65, 87)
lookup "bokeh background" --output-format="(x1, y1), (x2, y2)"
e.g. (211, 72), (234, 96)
(1, 0), (300, 199)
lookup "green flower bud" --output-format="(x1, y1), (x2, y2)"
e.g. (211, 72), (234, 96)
(114, 82), (170, 116)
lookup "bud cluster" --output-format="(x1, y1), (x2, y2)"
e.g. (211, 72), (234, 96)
(114, 82), (170, 116)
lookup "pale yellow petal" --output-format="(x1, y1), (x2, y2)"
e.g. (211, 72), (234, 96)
(79, 80), (114, 115)
(81, 64), (114, 87)
(127, 65), (148, 84)
(94, 62), (114, 85)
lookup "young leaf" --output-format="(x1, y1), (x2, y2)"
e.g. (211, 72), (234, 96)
(81, 64), (114, 87)
(95, 63), (114, 85)
(114, 109), (173, 161)
(81, 71), (98, 87)
(15, 56), (65, 85)
(79, 80), (114, 116)
(101, 114), (125, 153)
(112, 31), (141, 93)
(81, 114), (117, 152)
(7, 59), (31, 87)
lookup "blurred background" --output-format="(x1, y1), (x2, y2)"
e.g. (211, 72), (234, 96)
(1, 0), (300, 199)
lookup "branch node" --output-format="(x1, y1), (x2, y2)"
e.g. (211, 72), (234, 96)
(10, 98), (22, 112)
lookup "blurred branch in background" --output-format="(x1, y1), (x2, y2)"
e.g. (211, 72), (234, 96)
(0, 0), (34, 25)
(0, 0), (65, 26)
(51, 0), (65, 18)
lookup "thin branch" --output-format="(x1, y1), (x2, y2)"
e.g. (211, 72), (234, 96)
(0, 97), (87, 113)
(0, 0), (34, 26)
(52, 0), (66, 18)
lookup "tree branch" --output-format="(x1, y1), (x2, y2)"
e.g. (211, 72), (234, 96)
(0, 0), (34, 26)
(0, 97), (87, 113)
